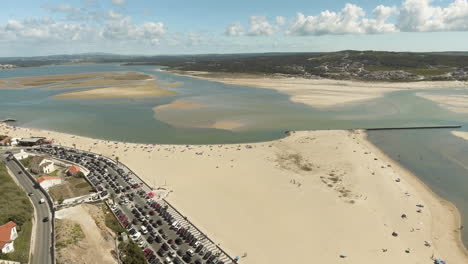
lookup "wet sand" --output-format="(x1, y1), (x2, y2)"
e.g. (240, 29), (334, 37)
(155, 100), (206, 110)
(1, 122), (466, 264)
(417, 93), (468, 114)
(167, 70), (467, 108)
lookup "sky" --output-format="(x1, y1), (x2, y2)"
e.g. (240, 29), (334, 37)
(1, 0), (468, 56)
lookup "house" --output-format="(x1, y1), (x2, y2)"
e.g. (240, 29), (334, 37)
(66, 165), (81, 176)
(37, 176), (62, 190)
(30, 156), (56, 174)
(0, 136), (11, 146)
(0, 221), (18, 254)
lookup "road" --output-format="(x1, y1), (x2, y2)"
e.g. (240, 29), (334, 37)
(1, 152), (53, 264)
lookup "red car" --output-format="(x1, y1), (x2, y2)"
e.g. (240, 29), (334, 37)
(122, 220), (129, 226)
(144, 248), (153, 256)
(118, 214), (127, 221)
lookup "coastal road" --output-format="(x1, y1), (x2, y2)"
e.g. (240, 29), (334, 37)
(1, 152), (53, 264)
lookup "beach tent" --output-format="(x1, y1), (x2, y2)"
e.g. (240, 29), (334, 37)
(434, 259), (446, 264)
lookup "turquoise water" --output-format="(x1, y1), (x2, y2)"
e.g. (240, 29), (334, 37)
(1, 64), (468, 245)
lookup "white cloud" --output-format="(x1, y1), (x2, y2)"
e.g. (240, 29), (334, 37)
(398, 0), (468, 32)
(227, 0), (468, 37)
(108, 10), (123, 20)
(288, 3), (397, 36)
(276, 16), (286, 26)
(225, 22), (244, 36)
(101, 17), (166, 45)
(247, 16), (276, 36)
(111, 0), (126, 5)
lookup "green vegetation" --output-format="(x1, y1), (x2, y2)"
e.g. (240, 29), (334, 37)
(119, 241), (147, 264)
(102, 205), (124, 234)
(0, 162), (33, 263)
(19, 157), (33, 169)
(0, 220), (33, 263)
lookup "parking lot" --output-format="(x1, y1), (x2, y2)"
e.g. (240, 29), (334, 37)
(31, 145), (234, 264)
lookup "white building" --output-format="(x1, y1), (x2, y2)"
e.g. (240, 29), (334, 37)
(30, 156), (56, 174)
(0, 221), (18, 254)
(37, 176), (62, 190)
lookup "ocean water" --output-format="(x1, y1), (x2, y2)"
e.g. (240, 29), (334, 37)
(1, 63), (468, 245)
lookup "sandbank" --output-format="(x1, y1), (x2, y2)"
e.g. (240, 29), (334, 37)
(417, 93), (468, 114)
(452, 131), (468, 141)
(49, 71), (153, 89)
(1, 123), (466, 264)
(53, 81), (177, 99)
(155, 100), (206, 110)
(0, 72), (115, 89)
(167, 70), (467, 108)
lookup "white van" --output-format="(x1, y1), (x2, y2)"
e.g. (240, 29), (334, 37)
(39, 198), (45, 204)
(141, 225), (148, 234)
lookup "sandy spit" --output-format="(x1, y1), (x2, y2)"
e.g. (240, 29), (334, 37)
(1, 123), (467, 264)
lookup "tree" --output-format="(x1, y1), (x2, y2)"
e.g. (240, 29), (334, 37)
(76, 171), (85, 178)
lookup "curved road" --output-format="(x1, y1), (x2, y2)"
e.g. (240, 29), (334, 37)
(1, 153), (53, 264)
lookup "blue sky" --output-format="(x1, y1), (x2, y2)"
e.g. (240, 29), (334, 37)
(1, 0), (468, 56)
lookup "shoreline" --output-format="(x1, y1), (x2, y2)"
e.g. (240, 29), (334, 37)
(163, 69), (468, 109)
(1, 122), (467, 263)
(360, 132), (467, 254)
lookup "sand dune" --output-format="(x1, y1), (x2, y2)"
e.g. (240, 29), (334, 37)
(168, 70), (467, 108)
(1, 123), (466, 264)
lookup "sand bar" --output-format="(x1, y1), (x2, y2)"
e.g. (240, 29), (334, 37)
(54, 81), (177, 99)
(452, 131), (468, 141)
(1, 122), (466, 264)
(418, 93), (468, 114)
(0, 72), (115, 89)
(167, 70), (467, 108)
(49, 71), (153, 89)
(0, 71), (155, 90)
(155, 99), (206, 110)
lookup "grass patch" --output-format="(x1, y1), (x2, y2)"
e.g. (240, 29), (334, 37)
(56, 220), (85, 249)
(119, 241), (146, 264)
(278, 153), (313, 172)
(102, 205), (125, 234)
(48, 176), (94, 201)
(0, 162), (33, 263)
(19, 156), (33, 169)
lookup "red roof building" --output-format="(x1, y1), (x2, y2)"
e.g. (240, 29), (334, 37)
(0, 221), (18, 254)
(66, 165), (81, 176)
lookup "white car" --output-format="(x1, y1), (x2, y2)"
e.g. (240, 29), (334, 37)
(140, 226), (148, 234)
(39, 198), (45, 204)
(164, 257), (173, 264)
(131, 232), (141, 240)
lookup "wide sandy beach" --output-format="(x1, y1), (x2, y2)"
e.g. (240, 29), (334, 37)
(167, 70), (468, 109)
(1, 122), (466, 264)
